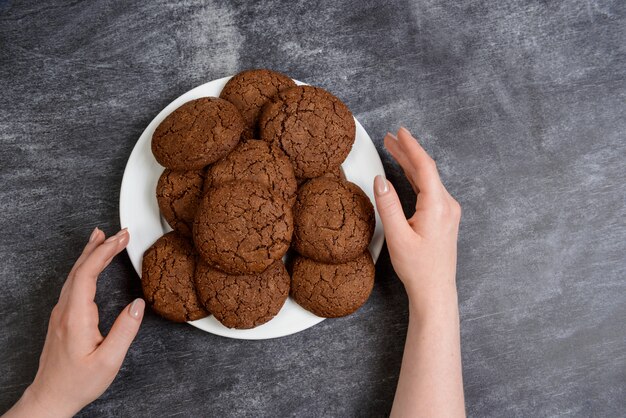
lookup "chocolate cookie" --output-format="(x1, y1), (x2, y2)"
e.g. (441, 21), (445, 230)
(141, 232), (208, 322)
(195, 259), (290, 329)
(291, 252), (375, 318)
(293, 177), (375, 263)
(156, 169), (205, 236)
(220, 69), (296, 140)
(296, 165), (346, 187)
(193, 180), (293, 274)
(259, 85), (356, 178)
(152, 97), (244, 170)
(205, 139), (297, 206)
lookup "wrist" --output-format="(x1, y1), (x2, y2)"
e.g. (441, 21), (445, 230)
(17, 383), (75, 418)
(405, 282), (459, 320)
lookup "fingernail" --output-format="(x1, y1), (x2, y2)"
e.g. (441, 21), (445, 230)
(385, 132), (397, 141)
(105, 228), (128, 243)
(118, 229), (130, 246)
(374, 175), (389, 196)
(129, 298), (145, 319)
(89, 227), (99, 243)
(399, 126), (412, 138)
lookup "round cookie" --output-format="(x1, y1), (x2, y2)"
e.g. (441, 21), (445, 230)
(141, 232), (208, 322)
(151, 97), (244, 170)
(193, 180), (293, 274)
(195, 259), (290, 329)
(293, 177), (375, 263)
(291, 252), (375, 318)
(204, 139), (297, 206)
(156, 169), (205, 236)
(296, 165), (346, 187)
(259, 85), (356, 179)
(220, 69), (296, 140)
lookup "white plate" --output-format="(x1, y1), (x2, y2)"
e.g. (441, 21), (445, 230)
(119, 76), (385, 339)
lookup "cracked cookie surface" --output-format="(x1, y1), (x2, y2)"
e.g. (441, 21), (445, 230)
(258, 85), (355, 178)
(152, 97), (244, 170)
(195, 259), (290, 329)
(156, 169), (205, 236)
(141, 231), (208, 322)
(296, 165), (345, 187)
(291, 252), (375, 318)
(293, 177), (375, 263)
(205, 139), (297, 206)
(220, 69), (296, 140)
(193, 180), (293, 274)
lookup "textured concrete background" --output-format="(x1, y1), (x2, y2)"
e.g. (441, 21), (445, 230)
(1, 0), (625, 417)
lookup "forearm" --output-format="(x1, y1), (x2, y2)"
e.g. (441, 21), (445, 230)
(391, 288), (465, 418)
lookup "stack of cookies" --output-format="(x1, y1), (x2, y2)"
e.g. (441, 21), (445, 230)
(141, 69), (376, 329)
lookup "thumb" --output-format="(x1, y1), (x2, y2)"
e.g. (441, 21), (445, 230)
(374, 175), (412, 238)
(96, 298), (144, 367)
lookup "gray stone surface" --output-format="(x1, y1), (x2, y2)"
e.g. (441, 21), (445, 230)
(1, 0), (625, 416)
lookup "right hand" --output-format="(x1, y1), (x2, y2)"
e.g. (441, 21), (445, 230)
(373, 127), (461, 304)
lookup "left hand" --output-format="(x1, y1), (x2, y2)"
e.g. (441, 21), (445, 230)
(4, 228), (145, 418)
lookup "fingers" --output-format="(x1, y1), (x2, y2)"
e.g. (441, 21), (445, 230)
(59, 228), (105, 302)
(374, 175), (414, 238)
(70, 228), (105, 277)
(69, 229), (130, 302)
(94, 298), (144, 370)
(384, 133), (413, 180)
(384, 133), (419, 194)
(394, 127), (445, 198)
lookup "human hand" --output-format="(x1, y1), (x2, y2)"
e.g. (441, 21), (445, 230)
(4, 228), (145, 418)
(380, 129), (466, 417)
(374, 127), (461, 307)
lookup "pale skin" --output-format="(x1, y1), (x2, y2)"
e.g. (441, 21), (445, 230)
(3, 127), (463, 417)
(3, 228), (145, 418)
(376, 127), (465, 417)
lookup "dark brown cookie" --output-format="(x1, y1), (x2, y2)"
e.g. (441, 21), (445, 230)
(195, 259), (290, 329)
(296, 165), (346, 187)
(259, 85), (356, 179)
(293, 177), (375, 263)
(151, 97), (244, 170)
(204, 139), (297, 206)
(156, 169), (205, 236)
(141, 232), (209, 322)
(220, 69), (296, 140)
(291, 252), (375, 318)
(193, 180), (293, 274)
